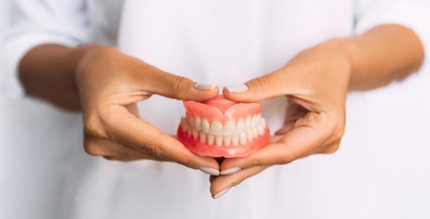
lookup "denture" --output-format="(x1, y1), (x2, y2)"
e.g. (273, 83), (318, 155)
(177, 95), (270, 158)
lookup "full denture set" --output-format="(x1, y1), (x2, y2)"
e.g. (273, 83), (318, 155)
(177, 96), (270, 158)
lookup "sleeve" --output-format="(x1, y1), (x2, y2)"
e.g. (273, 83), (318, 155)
(354, 0), (430, 73)
(2, 0), (90, 98)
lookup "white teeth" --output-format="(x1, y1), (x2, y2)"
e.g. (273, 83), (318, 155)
(251, 115), (257, 127)
(207, 134), (214, 145)
(202, 119), (210, 133)
(199, 132), (206, 143)
(240, 133), (247, 145)
(246, 130), (253, 142)
(215, 136), (223, 147)
(194, 117), (202, 130)
(183, 114), (267, 147)
(188, 116), (195, 128)
(224, 136), (231, 146)
(210, 121), (223, 135)
(192, 129), (198, 140)
(245, 116), (252, 129)
(180, 117), (188, 132)
(236, 118), (245, 134)
(232, 135), (239, 146)
(223, 120), (236, 136)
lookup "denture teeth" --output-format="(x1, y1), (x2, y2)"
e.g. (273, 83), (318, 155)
(215, 136), (223, 147)
(251, 115), (257, 127)
(232, 135), (239, 146)
(183, 113), (268, 147)
(224, 136), (231, 146)
(246, 130), (253, 142)
(199, 132), (206, 144)
(207, 134), (215, 145)
(188, 116), (195, 128)
(223, 120), (236, 136)
(240, 133), (247, 145)
(210, 121), (223, 135)
(192, 129), (198, 140)
(245, 116), (252, 129)
(194, 117), (202, 130)
(236, 118), (245, 134)
(252, 128), (258, 138)
(202, 119), (210, 133)
(180, 117), (188, 132)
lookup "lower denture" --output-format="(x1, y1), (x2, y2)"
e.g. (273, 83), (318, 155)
(177, 95), (270, 158)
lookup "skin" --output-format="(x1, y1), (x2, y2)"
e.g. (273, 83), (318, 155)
(19, 24), (424, 198)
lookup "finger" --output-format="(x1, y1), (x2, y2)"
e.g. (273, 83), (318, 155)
(141, 68), (219, 101)
(84, 136), (154, 161)
(102, 104), (220, 170)
(210, 166), (268, 199)
(220, 113), (331, 172)
(223, 70), (299, 102)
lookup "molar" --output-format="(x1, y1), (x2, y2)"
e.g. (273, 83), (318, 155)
(199, 132), (206, 144)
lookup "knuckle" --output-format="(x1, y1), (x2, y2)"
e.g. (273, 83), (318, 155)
(170, 76), (189, 99)
(83, 112), (107, 137)
(322, 141), (341, 154)
(83, 138), (104, 156)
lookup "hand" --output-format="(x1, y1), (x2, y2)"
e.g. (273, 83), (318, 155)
(75, 45), (220, 173)
(210, 40), (352, 198)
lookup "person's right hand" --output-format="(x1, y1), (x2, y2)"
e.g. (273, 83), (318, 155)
(74, 45), (220, 175)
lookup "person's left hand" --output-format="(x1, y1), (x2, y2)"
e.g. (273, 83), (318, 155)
(210, 40), (352, 198)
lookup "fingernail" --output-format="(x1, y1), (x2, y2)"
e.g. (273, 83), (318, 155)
(220, 167), (241, 175)
(213, 187), (231, 199)
(225, 84), (248, 93)
(199, 167), (220, 176)
(194, 83), (217, 91)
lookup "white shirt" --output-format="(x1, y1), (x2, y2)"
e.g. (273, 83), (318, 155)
(2, 0), (430, 218)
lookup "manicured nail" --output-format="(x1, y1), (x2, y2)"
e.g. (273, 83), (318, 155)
(213, 187), (231, 199)
(225, 84), (248, 93)
(220, 167), (241, 175)
(199, 167), (220, 176)
(194, 83), (217, 91)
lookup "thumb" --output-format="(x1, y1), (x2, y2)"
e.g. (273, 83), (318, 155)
(223, 70), (295, 102)
(144, 70), (219, 102)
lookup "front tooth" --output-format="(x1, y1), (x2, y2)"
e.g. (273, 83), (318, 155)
(202, 119), (210, 133)
(232, 135), (239, 146)
(245, 116), (252, 129)
(256, 114), (261, 124)
(192, 129), (198, 139)
(194, 117), (202, 130)
(199, 132), (206, 143)
(240, 133), (247, 145)
(247, 130), (253, 142)
(207, 134), (214, 145)
(224, 136), (232, 146)
(236, 118), (245, 134)
(223, 120), (236, 136)
(210, 121), (223, 135)
(215, 136), (223, 147)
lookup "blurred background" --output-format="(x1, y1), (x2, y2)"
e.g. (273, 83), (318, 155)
(1, 1), (92, 218)
(1, 0), (430, 218)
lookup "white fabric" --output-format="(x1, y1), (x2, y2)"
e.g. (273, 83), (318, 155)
(2, 0), (430, 218)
